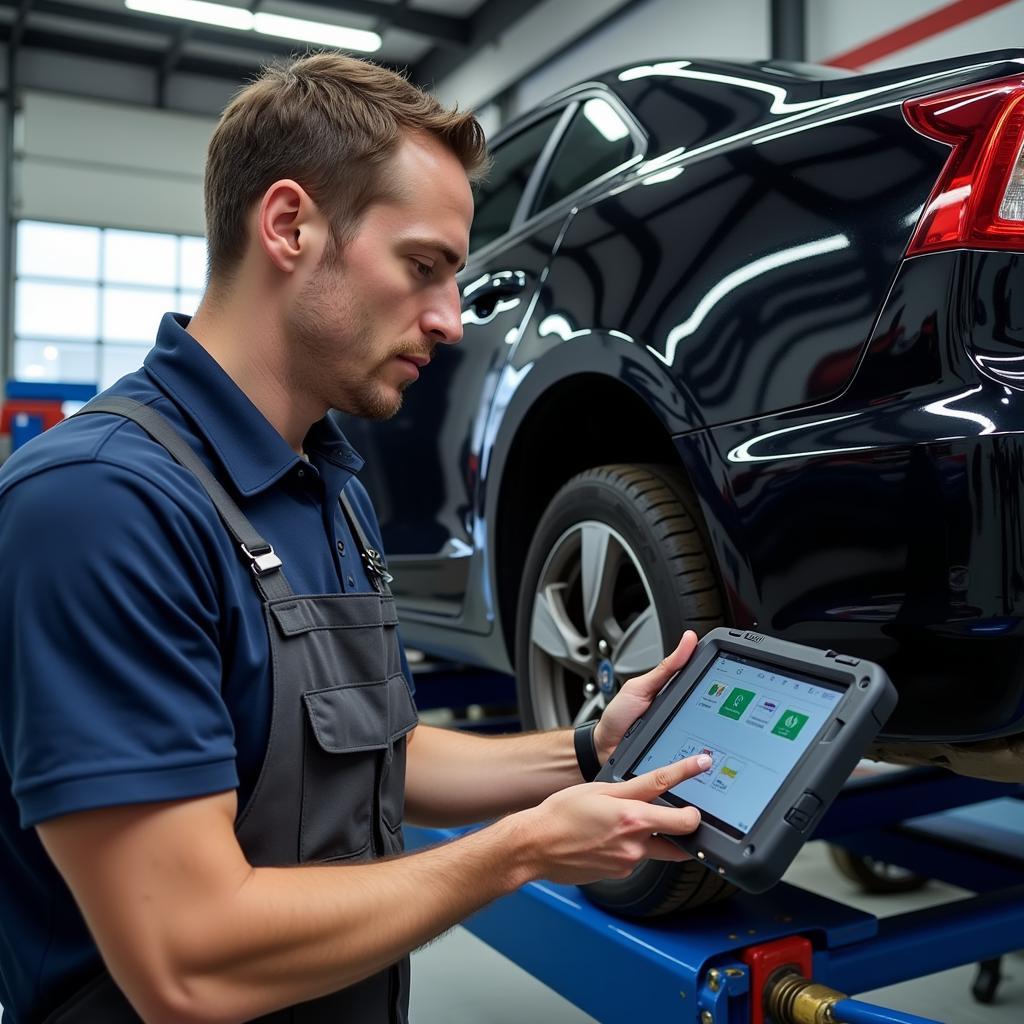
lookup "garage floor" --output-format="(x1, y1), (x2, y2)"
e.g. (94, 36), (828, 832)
(409, 840), (1024, 1023)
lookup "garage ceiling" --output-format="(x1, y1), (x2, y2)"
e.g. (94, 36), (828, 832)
(0, 0), (546, 93)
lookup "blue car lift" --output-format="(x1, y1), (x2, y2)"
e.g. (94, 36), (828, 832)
(409, 668), (1024, 1024)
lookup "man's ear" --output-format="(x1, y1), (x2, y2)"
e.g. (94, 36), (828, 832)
(255, 179), (328, 273)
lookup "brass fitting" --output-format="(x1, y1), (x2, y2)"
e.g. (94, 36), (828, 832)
(767, 970), (847, 1024)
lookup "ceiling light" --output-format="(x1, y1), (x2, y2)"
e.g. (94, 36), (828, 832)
(126, 0), (253, 32)
(124, 0), (381, 53)
(253, 13), (380, 52)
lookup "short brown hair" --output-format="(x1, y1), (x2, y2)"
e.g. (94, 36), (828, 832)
(204, 52), (488, 281)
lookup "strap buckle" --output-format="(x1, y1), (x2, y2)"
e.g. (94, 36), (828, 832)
(363, 548), (394, 589)
(241, 542), (283, 576)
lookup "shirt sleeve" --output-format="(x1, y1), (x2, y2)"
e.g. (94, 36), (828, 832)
(0, 460), (238, 828)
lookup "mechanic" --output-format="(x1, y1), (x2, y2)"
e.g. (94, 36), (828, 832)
(0, 54), (708, 1024)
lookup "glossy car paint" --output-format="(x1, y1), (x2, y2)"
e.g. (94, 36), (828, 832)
(339, 52), (1024, 740)
(690, 249), (1024, 740)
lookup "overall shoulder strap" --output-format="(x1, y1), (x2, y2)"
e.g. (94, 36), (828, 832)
(338, 489), (393, 596)
(74, 396), (295, 601)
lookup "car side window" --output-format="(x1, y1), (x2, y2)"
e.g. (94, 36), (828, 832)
(470, 112), (562, 253)
(534, 98), (637, 213)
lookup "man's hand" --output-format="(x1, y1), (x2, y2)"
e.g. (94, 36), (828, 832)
(592, 630), (699, 763)
(513, 752), (708, 886)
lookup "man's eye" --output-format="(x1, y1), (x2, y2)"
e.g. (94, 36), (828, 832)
(412, 259), (433, 279)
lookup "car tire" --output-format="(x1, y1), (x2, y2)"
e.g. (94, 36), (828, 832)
(515, 463), (736, 916)
(828, 846), (929, 895)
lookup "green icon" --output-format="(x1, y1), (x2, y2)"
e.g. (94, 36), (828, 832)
(772, 710), (809, 740)
(718, 687), (756, 720)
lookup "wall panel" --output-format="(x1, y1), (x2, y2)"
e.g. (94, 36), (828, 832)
(14, 90), (213, 235)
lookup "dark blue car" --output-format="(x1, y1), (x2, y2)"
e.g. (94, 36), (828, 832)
(341, 49), (1024, 912)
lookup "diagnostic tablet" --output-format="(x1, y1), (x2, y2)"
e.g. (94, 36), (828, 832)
(597, 627), (898, 893)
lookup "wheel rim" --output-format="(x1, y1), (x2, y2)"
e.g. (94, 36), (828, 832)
(527, 520), (665, 730)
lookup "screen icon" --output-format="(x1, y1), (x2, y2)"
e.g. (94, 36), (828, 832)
(771, 710), (809, 740)
(718, 687), (756, 720)
(711, 758), (743, 792)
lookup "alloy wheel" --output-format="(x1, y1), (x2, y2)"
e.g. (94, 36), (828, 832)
(527, 520), (664, 730)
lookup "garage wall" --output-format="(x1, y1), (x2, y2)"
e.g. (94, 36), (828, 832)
(808, 0), (1024, 69)
(437, 0), (772, 122)
(15, 48), (239, 117)
(432, 0), (633, 113)
(14, 90), (214, 237)
(439, 0), (1024, 134)
(512, 0), (771, 116)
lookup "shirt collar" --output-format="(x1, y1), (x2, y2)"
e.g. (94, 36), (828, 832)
(145, 313), (363, 497)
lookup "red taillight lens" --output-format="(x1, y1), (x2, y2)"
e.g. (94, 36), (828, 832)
(903, 73), (1024, 255)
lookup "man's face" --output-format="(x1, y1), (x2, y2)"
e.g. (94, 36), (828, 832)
(287, 132), (473, 420)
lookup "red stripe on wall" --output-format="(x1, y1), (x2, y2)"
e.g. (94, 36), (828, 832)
(825, 0), (1019, 70)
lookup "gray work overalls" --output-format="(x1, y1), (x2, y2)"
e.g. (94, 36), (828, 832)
(44, 397), (419, 1024)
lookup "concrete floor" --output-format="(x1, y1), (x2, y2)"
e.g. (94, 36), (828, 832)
(409, 840), (1024, 1024)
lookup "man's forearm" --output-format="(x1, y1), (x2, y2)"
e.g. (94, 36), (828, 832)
(42, 755), (707, 1024)
(404, 723), (581, 826)
(166, 817), (531, 1023)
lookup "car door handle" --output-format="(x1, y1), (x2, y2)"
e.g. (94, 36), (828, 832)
(462, 271), (528, 316)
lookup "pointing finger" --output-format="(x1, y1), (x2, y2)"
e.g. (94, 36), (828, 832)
(614, 752), (711, 801)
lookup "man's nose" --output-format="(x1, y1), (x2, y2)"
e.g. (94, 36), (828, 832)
(421, 279), (463, 346)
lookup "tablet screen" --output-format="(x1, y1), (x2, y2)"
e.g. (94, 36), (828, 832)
(626, 652), (844, 838)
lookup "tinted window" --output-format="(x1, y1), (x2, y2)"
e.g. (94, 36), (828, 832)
(535, 98), (636, 211)
(470, 113), (561, 252)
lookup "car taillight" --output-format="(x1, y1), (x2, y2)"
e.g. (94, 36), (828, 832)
(903, 73), (1024, 255)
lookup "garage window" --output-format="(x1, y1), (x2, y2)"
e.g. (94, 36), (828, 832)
(13, 221), (206, 390)
(470, 112), (562, 253)
(534, 98), (637, 212)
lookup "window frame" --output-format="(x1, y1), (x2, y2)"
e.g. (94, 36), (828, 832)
(12, 220), (206, 389)
(466, 84), (647, 267)
(527, 92), (647, 218)
(468, 105), (572, 257)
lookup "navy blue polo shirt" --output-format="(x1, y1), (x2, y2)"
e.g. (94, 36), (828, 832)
(0, 312), (413, 1023)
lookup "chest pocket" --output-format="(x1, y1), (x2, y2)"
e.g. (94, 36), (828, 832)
(249, 593), (419, 865)
(301, 675), (418, 861)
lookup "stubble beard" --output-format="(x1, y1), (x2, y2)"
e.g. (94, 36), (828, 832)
(288, 269), (405, 421)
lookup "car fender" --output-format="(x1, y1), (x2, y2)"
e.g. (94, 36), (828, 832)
(478, 329), (711, 662)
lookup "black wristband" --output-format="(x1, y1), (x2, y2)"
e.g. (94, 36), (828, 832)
(573, 720), (602, 782)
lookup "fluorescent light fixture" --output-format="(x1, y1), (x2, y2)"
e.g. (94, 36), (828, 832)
(254, 13), (380, 52)
(126, 0), (253, 31)
(582, 98), (630, 142)
(124, 0), (381, 52)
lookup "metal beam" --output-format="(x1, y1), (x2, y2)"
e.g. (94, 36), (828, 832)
(413, 0), (546, 88)
(0, 23), (269, 83)
(770, 0), (806, 62)
(157, 25), (191, 108)
(159, 0), (269, 98)
(11, 0), (36, 50)
(0, 0), (317, 59)
(0, 21), (409, 88)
